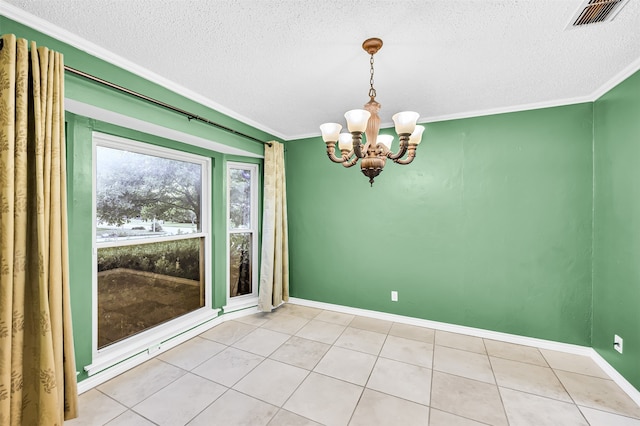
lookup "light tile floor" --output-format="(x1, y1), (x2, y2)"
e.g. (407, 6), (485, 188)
(66, 304), (640, 426)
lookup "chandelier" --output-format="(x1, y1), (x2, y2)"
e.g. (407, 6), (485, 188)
(320, 38), (425, 186)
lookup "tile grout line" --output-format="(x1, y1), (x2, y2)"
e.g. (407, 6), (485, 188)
(93, 389), (136, 426)
(184, 386), (232, 426)
(95, 388), (162, 426)
(482, 337), (511, 425)
(542, 349), (603, 425)
(428, 335), (435, 426)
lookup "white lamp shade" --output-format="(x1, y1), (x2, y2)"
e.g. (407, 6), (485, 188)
(392, 111), (420, 134)
(338, 133), (353, 150)
(409, 125), (425, 145)
(377, 134), (394, 150)
(344, 109), (371, 133)
(320, 123), (342, 142)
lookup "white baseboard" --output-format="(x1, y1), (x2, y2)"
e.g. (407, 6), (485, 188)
(288, 297), (591, 354)
(590, 349), (640, 406)
(222, 296), (260, 314)
(288, 297), (640, 405)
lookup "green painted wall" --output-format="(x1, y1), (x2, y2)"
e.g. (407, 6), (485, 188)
(287, 104), (594, 345)
(593, 69), (640, 390)
(2, 17), (269, 382)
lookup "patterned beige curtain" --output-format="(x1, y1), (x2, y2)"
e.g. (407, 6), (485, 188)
(258, 141), (289, 312)
(0, 34), (78, 424)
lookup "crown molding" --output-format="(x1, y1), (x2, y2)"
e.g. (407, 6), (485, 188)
(288, 59), (640, 141)
(286, 96), (593, 142)
(4, 1), (639, 143)
(0, 1), (286, 141)
(590, 55), (640, 101)
(419, 95), (595, 124)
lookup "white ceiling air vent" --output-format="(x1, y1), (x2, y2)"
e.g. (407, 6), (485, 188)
(567, 0), (631, 28)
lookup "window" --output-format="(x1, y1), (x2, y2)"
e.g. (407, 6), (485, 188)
(93, 133), (211, 357)
(226, 162), (259, 309)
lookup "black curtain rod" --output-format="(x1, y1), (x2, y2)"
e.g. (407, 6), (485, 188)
(64, 65), (271, 147)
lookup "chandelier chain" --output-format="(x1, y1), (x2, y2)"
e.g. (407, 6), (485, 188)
(369, 53), (376, 99)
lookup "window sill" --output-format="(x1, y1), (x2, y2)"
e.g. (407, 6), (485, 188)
(223, 296), (259, 314)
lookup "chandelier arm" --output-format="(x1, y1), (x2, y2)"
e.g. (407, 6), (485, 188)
(325, 142), (348, 164)
(338, 148), (356, 160)
(387, 144), (407, 160)
(352, 132), (366, 159)
(342, 156), (360, 168)
(386, 134), (411, 160)
(393, 145), (417, 165)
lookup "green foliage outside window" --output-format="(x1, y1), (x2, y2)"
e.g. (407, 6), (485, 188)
(98, 239), (201, 281)
(96, 146), (202, 227)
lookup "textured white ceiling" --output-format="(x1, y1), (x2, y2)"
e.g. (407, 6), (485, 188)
(3, 0), (640, 140)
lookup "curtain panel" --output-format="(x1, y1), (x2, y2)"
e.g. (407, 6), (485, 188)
(0, 34), (78, 425)
(258, 141), (289, 312)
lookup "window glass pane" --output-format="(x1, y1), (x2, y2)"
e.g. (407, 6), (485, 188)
(96, 146), (202, 239)
(97, 238), (204, 349)
(229, 232), (252, 297)
(95, 138), (210, 355)
(229, 168), (252, 229)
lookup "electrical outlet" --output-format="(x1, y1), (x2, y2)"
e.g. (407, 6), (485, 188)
(614, 335), (623, 354)
(391, 291), (398, 302)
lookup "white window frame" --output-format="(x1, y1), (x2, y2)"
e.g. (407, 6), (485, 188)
(87, 132), (216, 375)
(224, 162), (259, 312)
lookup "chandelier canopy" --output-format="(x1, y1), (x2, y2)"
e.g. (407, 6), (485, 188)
(320, 38), (425, 186)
